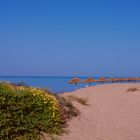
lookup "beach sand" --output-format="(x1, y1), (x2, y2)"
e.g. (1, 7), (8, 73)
(58, 83), (140, 140)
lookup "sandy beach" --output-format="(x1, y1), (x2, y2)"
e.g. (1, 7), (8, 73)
(59, 83), (140, 140)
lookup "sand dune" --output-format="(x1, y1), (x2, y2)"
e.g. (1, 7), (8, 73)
(59, 83), (140, 140)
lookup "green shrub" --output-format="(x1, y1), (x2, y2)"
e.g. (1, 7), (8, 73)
(0, 83), (64, 140)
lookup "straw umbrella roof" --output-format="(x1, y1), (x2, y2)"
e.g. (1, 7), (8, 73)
(107, 78), (117, 82)
(126, 77), (134, 82)
(82, 77), (97, 83)
(97, 77), (106, 82)
(135, 77), (140, 81)
(122, 77), (137, 82)
(116, 78), (127, 82)
(68, 78), (81, 84)
(113, 78), (126, 82)
(130, 77), (140, 82)
(121, 77), (129, 82)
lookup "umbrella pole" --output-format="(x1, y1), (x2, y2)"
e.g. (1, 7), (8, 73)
(75, 83), (78, 89)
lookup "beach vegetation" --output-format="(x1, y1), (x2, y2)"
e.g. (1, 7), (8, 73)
(68, 95), (89, 106)
(58, 96), (80, 120)
(0, 82), (78, 140)
(127, 87), (140, 92)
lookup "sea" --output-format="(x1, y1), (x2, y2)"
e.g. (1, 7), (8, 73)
(0, 76), (98, 94)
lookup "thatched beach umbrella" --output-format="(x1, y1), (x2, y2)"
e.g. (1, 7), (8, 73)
(130, 77), (139, 83)
(68, 78), (81, 86)
(107, 78), (117, 83)
(116, 78), (127, 83)
(135, 77), (140, 82)
(83, 77), (97, 86)
(121, 78), (129, 82)
(97, 77), (106, 84)
(126, 78), (134, 82)
(123, 77), (136, 83)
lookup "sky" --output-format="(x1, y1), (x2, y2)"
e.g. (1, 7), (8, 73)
(0, 0), (140, 77)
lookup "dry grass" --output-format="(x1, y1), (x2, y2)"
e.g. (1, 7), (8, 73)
(58, 97), (80, 121)
(68, 95), (89, 106)
(127, 87), (140, 92)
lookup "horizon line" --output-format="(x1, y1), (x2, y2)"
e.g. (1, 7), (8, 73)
(0, 75), (137, 78)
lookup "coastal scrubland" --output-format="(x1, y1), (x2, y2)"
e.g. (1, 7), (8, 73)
(0, 82), (78, 140)
(1, 82), (140, 140)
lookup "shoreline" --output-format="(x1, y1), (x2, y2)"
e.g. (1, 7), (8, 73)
(60, 82), (140, 94)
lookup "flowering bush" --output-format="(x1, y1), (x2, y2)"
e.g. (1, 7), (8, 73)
(0, 82), (64, 140)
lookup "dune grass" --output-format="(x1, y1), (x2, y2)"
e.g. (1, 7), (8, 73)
(68, 95), (89, 106)
(127, 87), (140, 92)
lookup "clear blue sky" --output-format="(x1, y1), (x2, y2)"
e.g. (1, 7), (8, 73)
(0, 0), (140, 77)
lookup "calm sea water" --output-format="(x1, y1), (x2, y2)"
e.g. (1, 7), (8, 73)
(0, 76), (98, 93)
